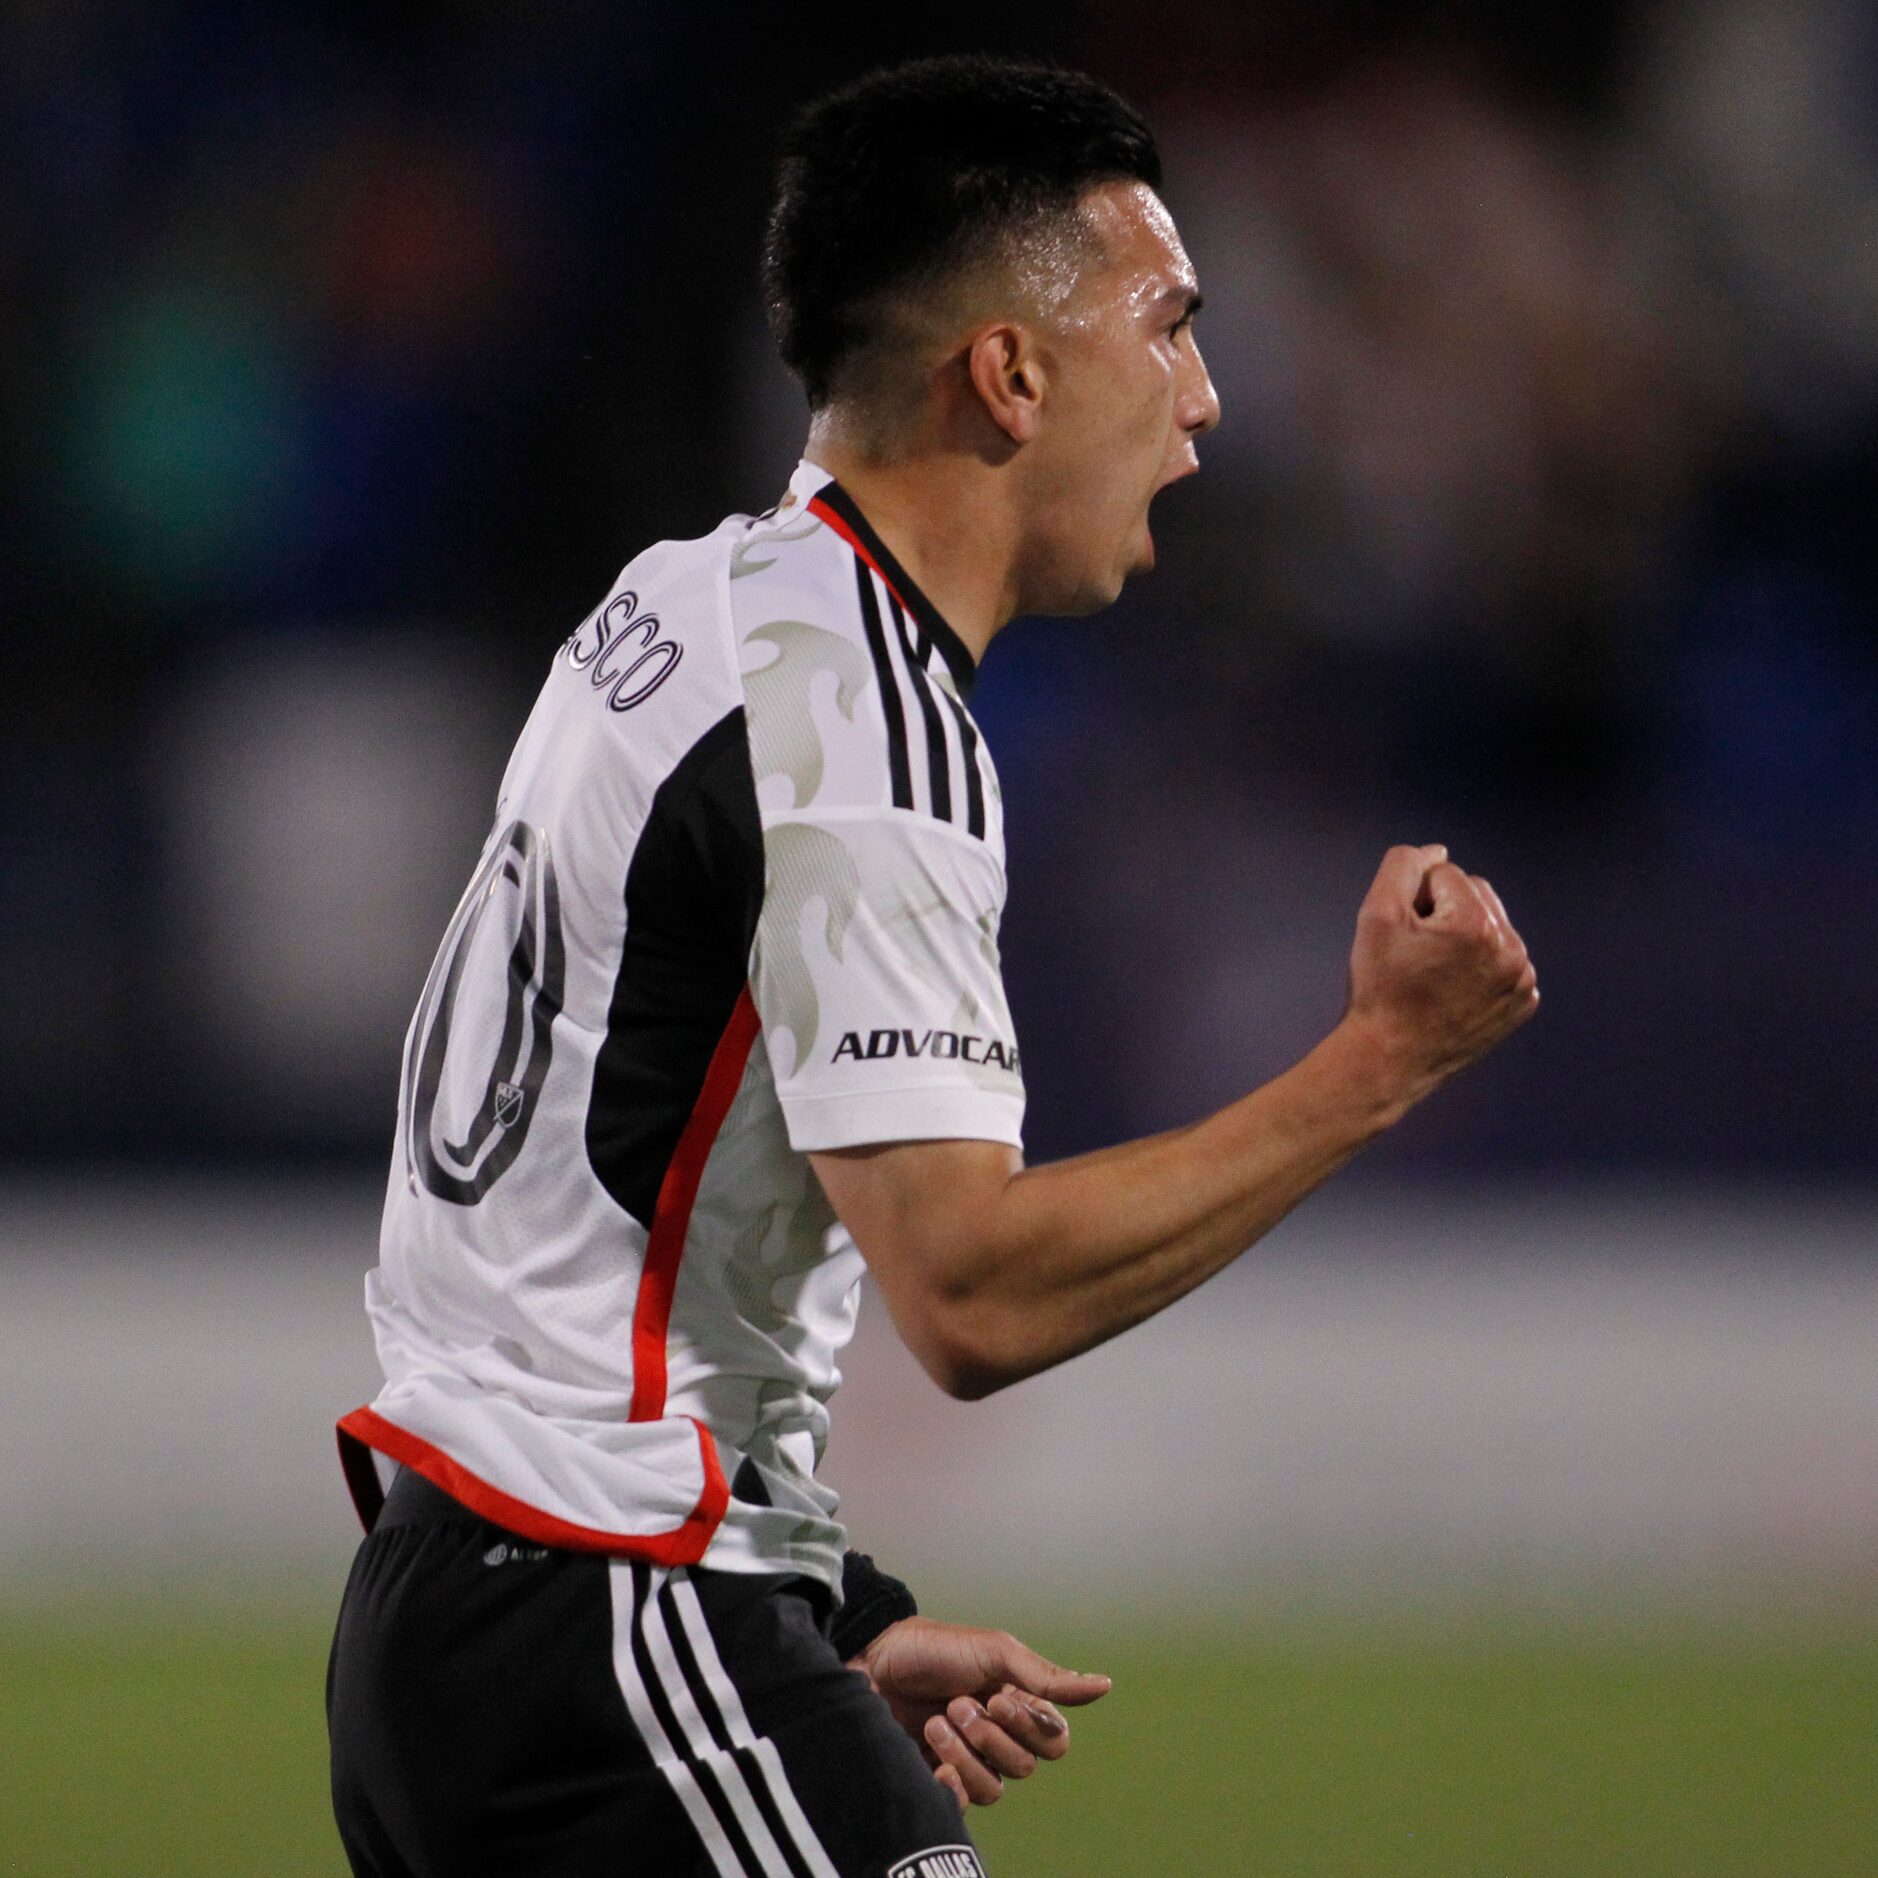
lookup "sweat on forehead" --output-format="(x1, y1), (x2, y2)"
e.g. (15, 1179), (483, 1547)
(961, 182), (1184, 323)
(976, 194), (1114, 319)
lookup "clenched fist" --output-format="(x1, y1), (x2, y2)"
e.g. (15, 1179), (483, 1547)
(1345, 843), (1539, 1097)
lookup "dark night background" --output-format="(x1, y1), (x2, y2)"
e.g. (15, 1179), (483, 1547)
(5, 0), (1875, 1185)
(5, 14), (1877, 1871)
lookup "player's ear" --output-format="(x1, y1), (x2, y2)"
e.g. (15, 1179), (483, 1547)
(965, 322), (1044, 445)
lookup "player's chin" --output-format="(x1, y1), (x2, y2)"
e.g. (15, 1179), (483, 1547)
(1121, 516), (1156, 583)
(1088, 555), (1141, 611)
(1053, 533), (1149, 614)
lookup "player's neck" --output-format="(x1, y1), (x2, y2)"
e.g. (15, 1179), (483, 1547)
(803, 435), (1019, 664)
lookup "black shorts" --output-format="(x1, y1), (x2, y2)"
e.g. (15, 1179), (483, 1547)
(327, 1467), (983, 1878)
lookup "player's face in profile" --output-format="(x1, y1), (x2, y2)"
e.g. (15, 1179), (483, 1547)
(1022, 181), (1220, 613)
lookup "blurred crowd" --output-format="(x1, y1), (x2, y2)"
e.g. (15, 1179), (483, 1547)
(5, 0), (1875, 1178)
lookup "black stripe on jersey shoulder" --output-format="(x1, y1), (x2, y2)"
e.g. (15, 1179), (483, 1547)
(812, 480), (977, 701)
(884, 589), (952, 825)
(852, 560), (915, 813)
(937, 682), (986, 841)
(586, 707), (764, 1230)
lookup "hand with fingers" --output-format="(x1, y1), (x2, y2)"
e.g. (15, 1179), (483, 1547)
(1345, 842), (1540, 1100)
(847, 1616), (1111, 1811)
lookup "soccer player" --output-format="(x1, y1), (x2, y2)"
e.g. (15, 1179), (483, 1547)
(327, 55), (1538, 1878)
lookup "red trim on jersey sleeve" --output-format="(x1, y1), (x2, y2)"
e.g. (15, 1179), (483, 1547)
(334, 1407), (731, 1564)
(807, 495), (917, 618)
(629, 982), (762, 1423)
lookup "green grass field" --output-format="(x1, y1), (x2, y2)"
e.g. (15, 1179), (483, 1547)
(9, 1602), (1874, 1875)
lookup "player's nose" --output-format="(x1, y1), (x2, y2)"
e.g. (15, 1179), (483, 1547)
(1179, 338), (1221, 438)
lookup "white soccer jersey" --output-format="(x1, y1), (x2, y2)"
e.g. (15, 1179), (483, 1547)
(338, 459), (1023, 1594)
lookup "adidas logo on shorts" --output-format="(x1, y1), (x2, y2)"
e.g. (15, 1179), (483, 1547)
(481, 1541), (549, 1567)
(887, 1849), (987, 1878)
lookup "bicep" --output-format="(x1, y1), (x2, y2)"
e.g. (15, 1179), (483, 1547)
(810, 1136), (1022, 1308)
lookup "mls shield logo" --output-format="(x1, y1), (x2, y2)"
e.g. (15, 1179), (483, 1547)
(887, 1851), (986, 1878)
(404, 820), (565, 1207)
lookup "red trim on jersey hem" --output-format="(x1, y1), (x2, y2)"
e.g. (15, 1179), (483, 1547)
(629, 982), (763, 1423)
(808, 495), (917, 620)
(334, 1407), (730, 1564)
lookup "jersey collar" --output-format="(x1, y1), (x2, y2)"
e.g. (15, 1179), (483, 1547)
(792, 461), (979, 701)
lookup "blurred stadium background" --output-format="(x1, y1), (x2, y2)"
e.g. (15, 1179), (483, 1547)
(5, 2), (1875, 1872)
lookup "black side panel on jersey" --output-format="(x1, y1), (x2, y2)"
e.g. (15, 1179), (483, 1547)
(585, 707), (763, 1230)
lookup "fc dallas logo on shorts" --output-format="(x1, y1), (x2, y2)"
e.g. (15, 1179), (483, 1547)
(888, 1848), (988, 1878)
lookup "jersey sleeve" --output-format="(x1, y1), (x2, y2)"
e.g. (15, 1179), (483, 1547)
(750, 808), (1025, 1153)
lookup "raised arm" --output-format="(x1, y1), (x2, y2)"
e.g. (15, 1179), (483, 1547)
(812, 844), (1537, 1399)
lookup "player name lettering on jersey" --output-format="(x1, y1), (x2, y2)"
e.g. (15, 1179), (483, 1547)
(831, 1027), (1020, 1071)
(562, 588), (684, 713)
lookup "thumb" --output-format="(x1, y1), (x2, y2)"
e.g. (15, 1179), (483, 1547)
(1366, 843), (1448, 917)
(1420, 861), (1482, 924)
(982, 1636), (1112, 1707)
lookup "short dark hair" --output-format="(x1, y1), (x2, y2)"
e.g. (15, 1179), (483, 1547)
(763, 56), (1162, 409)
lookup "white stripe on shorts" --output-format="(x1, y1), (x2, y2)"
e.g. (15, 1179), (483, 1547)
(638, 1571), (796, 1876)
(668, 1573), (842, 1878)
(608, 1561), (751, 1877)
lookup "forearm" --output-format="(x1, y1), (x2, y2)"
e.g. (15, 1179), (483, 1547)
(821, 843), (1537, 1400)
(910, 1016), (1424, 1394)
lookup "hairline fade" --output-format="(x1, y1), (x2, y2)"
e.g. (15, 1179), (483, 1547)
(763, 55), (1162, 413)
(813, 194), (1122, 440)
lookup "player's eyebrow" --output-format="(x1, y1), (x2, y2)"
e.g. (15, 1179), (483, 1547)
(1152, 284), (1204, 320)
